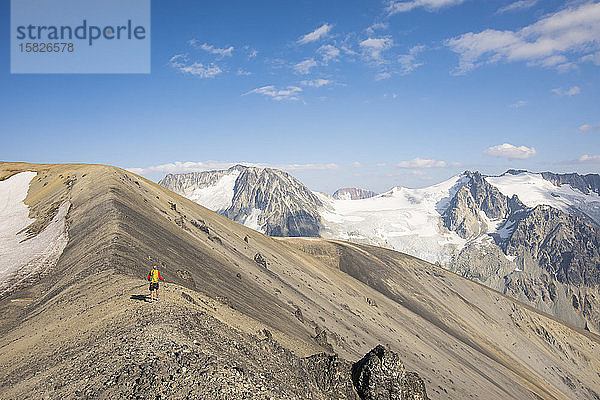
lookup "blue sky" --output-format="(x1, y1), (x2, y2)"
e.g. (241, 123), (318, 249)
(1, 0), (599, 193)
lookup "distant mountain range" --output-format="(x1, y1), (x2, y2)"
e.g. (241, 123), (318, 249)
(159, 166), (600, 334)
(332, 188), (377, 200)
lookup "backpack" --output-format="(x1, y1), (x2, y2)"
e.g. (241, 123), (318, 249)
(150, 268), (159, 283)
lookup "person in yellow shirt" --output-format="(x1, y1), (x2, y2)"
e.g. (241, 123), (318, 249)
(147, 266), (165, 301)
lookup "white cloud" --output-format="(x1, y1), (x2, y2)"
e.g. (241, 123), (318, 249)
(366, 22), (389, 35)
(387, 0), (465, 14)
(237, 68), (252, 76)
(298, 24), (333, 45)
(128, 161), (339, 175)
(376, 162), (387, 167)
(396, 158), (448, 168)
(484, 143), (537, 159)
(360, 37), (394, 63)
(578, 154), (600, 163)
(510, 100), (527, 108)
(359, 40), (423, 78)
(243, 46), (258, 58)
(581, 51), (600, 65)
(445, 2), (600, 74)
(352, 162), (362, 168)
(552, 86), (581, 96)
(376, 71), (392, 80)
(169, 55), (222, 78)
(397, 45), (425, 75)
(496, 0), (538, 15)
(317, 45), (341, 63)
(294, 58), (318, 75)
(578, 123), (600, 133)
(301, 79), (332, 88)
(193, 42), (234, 58)
(243, 85), (303, 101)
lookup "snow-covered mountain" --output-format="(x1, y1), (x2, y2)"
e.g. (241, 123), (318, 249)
(319, 174), (470, 264)
(159, 165), (323, 236)
(487, 171), (600, 226)
(159, 166), (600, 333)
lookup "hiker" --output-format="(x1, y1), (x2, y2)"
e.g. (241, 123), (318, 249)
(147, 266), (165, 301)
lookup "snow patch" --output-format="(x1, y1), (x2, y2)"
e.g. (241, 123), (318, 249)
(243, 208), (265, 233)
(486, 172), (600, 224)
(0, 172), (69, 295)
(184, 170), (240, 211)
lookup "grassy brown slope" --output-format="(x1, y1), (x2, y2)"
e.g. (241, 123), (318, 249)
(1, 162), (600, 399)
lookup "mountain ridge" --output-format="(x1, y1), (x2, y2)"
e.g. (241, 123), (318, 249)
(3, 162), (600, 399)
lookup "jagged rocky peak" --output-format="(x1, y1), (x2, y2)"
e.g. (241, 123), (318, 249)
(159, 164), (324, 237)
(223, 166), (324, 236)
(158, 165), (246, 195)
(333, 188), (378, 200)
(443, 170), (524, 239)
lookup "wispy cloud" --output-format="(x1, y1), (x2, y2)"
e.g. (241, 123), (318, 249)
(317, 45), (341, 63)
(169, 55), (222, 78)
(387, 0), (465, 14)
(396, 158), (448, 168)
(552, 86), (580, 96)
(577, 154), (600, 163)
(298, 24), (333, 45)
(484, 143), (537, 159)
(496, 0), (537, 15)
(237, 68), (252, 76)
(352, 161), (362, 168)
(301, 79), (332, 88)
(243, 45), (258, 58)
(188, 41), (234, 58)
(397, 45), (425, 75)
(578, 123), (600, 133)
(293, 58), (318, 75)
(127, 161), (339, 175)
(360, 37), (394, 64)
(510, 100), (527, 108)
(243, 85), (303, 101)
(445, 2), (600, 74)
(366, 22), (389, 35)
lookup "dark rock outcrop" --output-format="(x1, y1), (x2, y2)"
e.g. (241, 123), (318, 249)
(253, 253), (267, 269)
(303, 353), (359, 399)
(352, 345), (428, 400)
(333, 188), (378, 200)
